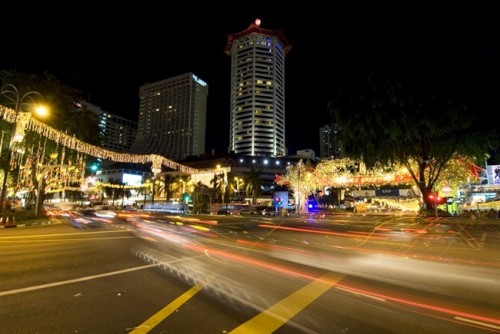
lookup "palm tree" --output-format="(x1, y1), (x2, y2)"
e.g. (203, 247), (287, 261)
(210, 173), (225, 203)
(192, 181), (211, 213)
(163, 174), (176, 201)
(227, 173), (244, 202)
(104, 178), (130, 207)
(245, 166), (262, 205)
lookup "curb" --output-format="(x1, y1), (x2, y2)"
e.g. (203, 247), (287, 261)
(0, 219), (62, 229)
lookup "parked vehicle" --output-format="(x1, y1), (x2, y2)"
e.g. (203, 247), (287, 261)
(261, 208), (275, 216)
(239, 208), (253, 215)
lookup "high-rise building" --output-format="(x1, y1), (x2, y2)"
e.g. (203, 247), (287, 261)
(80, 101), (137, 153)
(225, 18), (292, 157)
(130, 73), (208, 161)
(319, 125), (333, 159)
(319, 124), (342, 159)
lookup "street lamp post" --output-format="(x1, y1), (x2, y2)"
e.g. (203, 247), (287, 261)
(0, 84), (45, 218)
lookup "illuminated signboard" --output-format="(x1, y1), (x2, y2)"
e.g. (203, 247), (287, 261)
(192, 74), (207, 87)
(122, 173), (142, 186)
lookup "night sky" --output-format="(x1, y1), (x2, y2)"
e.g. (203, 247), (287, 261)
(2, 6), (498, 156)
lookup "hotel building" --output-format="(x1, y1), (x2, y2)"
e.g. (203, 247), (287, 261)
(225, 19), (291, 157)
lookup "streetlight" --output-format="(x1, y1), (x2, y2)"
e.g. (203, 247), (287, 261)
(0, 84), (46, 217)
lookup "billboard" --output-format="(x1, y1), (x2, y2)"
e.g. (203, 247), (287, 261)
(494, 165), (500, 185)
(122, 173), (142, 186)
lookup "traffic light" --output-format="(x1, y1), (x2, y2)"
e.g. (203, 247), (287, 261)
(274, 197), (282, 207)
(435, 195), (446, 205)
(182, 192), (190, 203)
(428, 192), (446, 205)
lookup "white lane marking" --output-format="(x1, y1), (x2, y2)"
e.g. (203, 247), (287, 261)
(455, 316), (500, 330)
(0, 229), (131, 239)
(0, 264), (157, 297)
(335, 286), (387, 302)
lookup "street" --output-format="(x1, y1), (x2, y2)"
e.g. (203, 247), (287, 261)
(0, 214), (499, 333)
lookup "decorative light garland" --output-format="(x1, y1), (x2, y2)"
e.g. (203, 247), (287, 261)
(0, 105), (207, 175)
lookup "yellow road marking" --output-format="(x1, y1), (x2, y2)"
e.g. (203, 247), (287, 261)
(230, 272), (344, 334)
(130, 283), (204, 334)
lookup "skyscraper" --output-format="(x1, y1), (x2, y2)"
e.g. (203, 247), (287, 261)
(319, 124), (342, 159)
(225, 18), (291, 157)
(130, 73), (208, 161)
(319, 125), (333, 159)
(79, 101), (137, 153)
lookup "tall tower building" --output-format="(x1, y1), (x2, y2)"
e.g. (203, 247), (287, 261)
(130, 73), (208, 161)
(225, 18), (292, 157)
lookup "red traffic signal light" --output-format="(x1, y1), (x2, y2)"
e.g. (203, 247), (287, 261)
(428, 192), (446, 205)
(435, 195), (447, 205)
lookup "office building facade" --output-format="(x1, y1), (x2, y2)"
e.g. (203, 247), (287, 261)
(319, 124), (342, 159)
(225, 19), (291, 157)
(319, 125), (333, 159)
(81, 102), (137, 153)
(130, 73), (208, 161)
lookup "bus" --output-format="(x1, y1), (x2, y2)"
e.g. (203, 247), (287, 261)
(208, 203), (275, 215)
(144, 201), (186, 214)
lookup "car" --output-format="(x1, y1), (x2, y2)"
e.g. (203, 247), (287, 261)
(216, 209), (232, 215)
(69, 209), (105, 229)
(92, 205), (117, 218)
(261, 208), (275, 216)
(239, 209), (253, 215)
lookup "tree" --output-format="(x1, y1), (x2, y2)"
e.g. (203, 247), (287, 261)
(192, 181), (211, 213)
(64, 103), (102, 147)
(328, 69), (498, 209)
(104, 178), (130, 206)
(0, 70), (86, 134)
(163, 174), (175, 201)
(210, 172), (226, 203)
(0, 70), (100, 213)
(245, 166), (262, 205)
